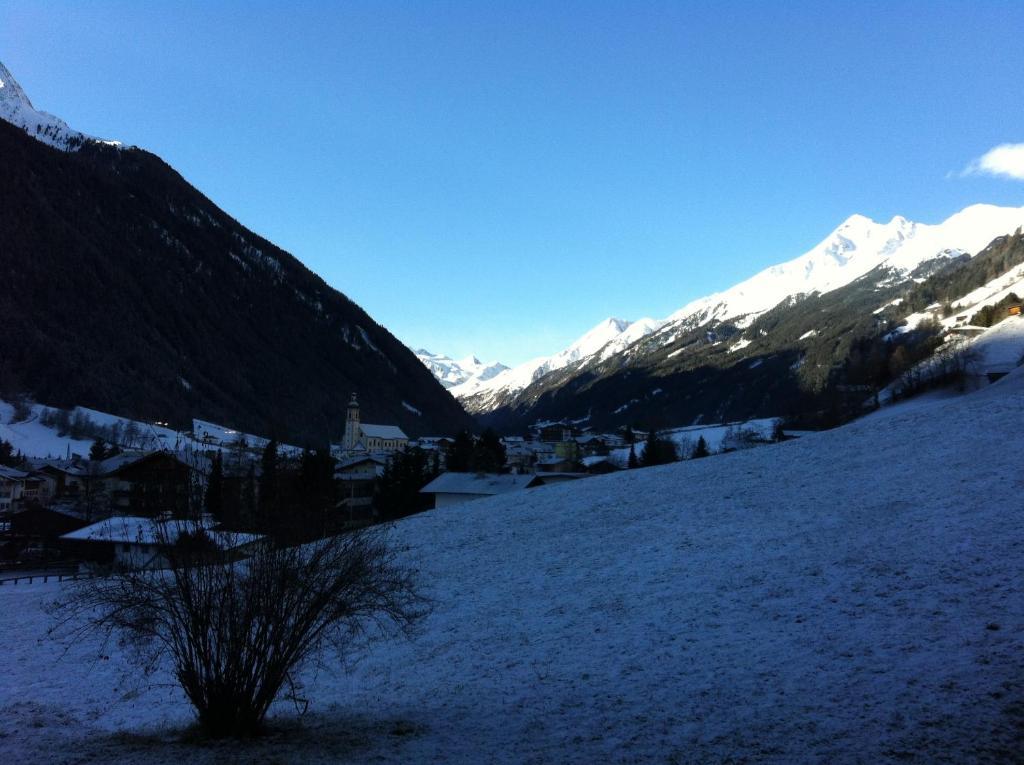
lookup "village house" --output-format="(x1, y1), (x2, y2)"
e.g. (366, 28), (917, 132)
(534, 422), (583, 443)
(0, 465), (56, 515)
(88, 451), (193, 518)
(419, 472), (545, 508)
(61, 516), (263, 570)
(32, 460), (89, 498)
(501, 436), (535, 472)
(0, 465), (28, 515)
(9, 503), (89, 549)
(334, 454), (387, 524)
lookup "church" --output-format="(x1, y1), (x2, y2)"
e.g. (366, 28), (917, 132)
(339, 394), (409, 456)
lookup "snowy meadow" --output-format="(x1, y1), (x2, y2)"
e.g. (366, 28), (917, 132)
(3, 372), (1024, 763)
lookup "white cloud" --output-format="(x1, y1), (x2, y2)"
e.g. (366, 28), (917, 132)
(963, 143), (1024, 181)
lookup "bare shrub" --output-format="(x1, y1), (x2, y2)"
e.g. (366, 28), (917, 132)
(51, 525), (427, 738)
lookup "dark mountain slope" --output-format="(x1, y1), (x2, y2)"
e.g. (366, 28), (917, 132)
(0, 119), (473, 443)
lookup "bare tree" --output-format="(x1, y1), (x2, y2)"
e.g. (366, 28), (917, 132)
(51, 524), (427, 738)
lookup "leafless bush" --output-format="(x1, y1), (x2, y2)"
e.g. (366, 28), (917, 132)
(51, 525), (427, 738)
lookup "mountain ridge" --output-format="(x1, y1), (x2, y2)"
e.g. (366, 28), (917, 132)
(449, 203), (1024, 419)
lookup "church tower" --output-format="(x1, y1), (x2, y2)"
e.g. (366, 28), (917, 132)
(343, 393), (361, 452)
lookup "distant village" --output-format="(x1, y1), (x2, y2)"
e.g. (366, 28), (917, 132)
(0, 391), (783, 575)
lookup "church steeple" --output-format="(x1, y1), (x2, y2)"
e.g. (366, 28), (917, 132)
(343, 393), (361, 451)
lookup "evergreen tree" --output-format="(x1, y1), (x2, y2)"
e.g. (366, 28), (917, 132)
(89, 438), (108, 462)
(257, 439), (279, 531)
(641, 430), (678, 467)
(627, 443), (639, 469)
(242, 464), (257, 528)
(691, 436), (710, 459)
(0, 438), (21, 468)
(374, 447), (434, 520)
(205, 451), (224, 522)
(622, 426), (636, 445)
(445, 430), (475, 472)
(293, 448), (336, 537)
(472, 428), (507, 473)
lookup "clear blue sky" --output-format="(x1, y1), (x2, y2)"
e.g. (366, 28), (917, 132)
(5, 1), (1024, 365)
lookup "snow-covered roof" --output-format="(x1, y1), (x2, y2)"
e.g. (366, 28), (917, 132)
(0, 465), (29, 480)
(335, 455), (389, 470)
(94, 451), (152, 475)
(420, 472), (542, 496)
(537, 456), (573, 466)
(61, 516), (260, 550)
(360, 424), (408, 440)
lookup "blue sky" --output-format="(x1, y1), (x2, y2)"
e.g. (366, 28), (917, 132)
(5, 1), (1024, 365)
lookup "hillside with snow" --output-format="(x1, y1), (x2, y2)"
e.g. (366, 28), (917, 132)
(4, 366), (1024, 762)
(0, 398), (306, 460)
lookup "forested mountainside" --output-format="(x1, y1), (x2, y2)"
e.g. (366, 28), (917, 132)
(0, 118), (474, 443)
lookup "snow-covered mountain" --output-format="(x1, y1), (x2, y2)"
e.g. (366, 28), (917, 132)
(416, 350), (508, 390)
(0, 61), (119, 151)
(450, 316), (664, 406)
(665, 204), (1024, 330)
(458, 203), (1024, 414)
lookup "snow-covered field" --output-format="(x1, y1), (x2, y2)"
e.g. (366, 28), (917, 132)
(3, 373), (1024, 763)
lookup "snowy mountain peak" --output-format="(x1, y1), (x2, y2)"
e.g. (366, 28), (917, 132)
(450, 315), (666, 405)
(664, 204), (1024, 330)
(416, 349), (508, 390)
(0, 60), (120, 151)
(0, 61), (34, 109)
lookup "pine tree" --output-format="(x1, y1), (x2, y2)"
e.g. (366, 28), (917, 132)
(89, 438), (108, 462)
(641, 430), (678, 467)
(627, 443), (639, 469)
(242, 464), (257, 527)
(294, 448), (336, 537)
(257, 439), (279, 532)
(691, 436), (710, 459)
(0, 438), (20, 468)
(374, 447), (433, 520)
(445, 430), (475, 472)
(472, 428), (506, 473)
